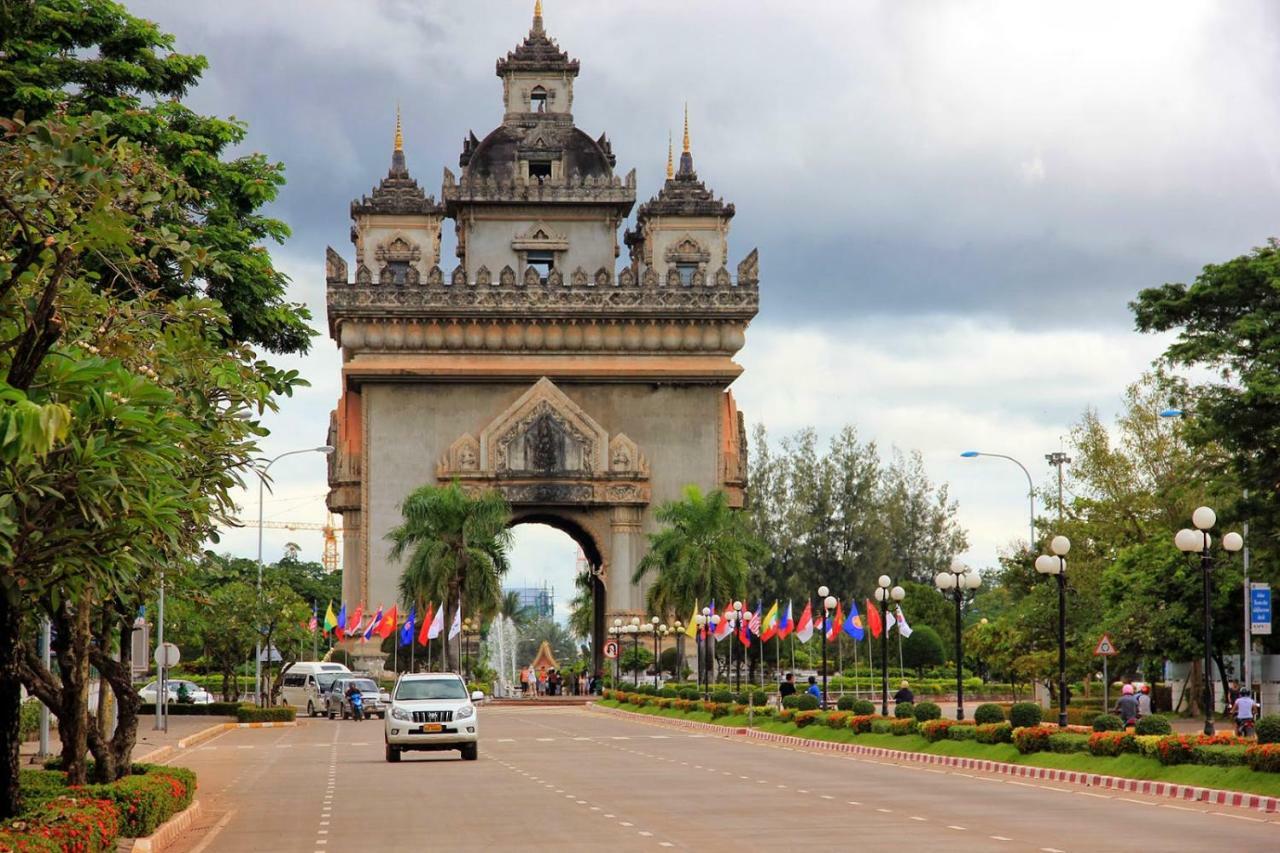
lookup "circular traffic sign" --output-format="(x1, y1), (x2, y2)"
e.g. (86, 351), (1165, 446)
(153, 642), (180, 668)
(603, 639), (619, 659)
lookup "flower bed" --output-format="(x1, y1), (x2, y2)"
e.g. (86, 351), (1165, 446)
(1088, 731), (1136, 756)
(1245, 743), (1280, 773)
(84, 766), (196, 837)
(1012, 725), (1056, 754)
(0, 795), (119, 852)
(1155, 734), (1251, 766)
(975, 722), (1012, 744)
(889, 718), (917, 736)
(847, 714), (878, 734)
(794, 710), (822, 728)
(920, 719), (969, 743)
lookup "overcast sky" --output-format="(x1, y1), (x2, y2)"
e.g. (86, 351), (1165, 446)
(137, 0), (1280, 622)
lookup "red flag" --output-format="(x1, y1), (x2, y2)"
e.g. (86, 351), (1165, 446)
(417, 602), (434, 646)
(377, 605), (398, 639)
(795, 601), (814, 643)
(865, 599), (883, 638)
(738, 615), (751, 648)
(826, 601), (843, 642)
(345, 604), (364, 635)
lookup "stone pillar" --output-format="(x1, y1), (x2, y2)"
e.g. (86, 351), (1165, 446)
(608, 506), (644, 614)
(340, 510), (364, 608)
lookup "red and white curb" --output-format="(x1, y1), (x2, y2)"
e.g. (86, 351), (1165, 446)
(589, 703), (1279, 814)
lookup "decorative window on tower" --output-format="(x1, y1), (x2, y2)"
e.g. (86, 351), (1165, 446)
(676, 263), (698, 287)
(528, 159), (553, 182)
(527, 250), (555, 284)
(530, 86), (548, 112)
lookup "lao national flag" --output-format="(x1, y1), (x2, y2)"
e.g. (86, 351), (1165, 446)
(865, 599), (883, 639)
(825, 601), (843, 643)
(842, 599), (865, 640)
(377, 605), (398, 639)
(334, 604), (347, 640)
(362, 605), (384, 641)
(400, 607), (416, 646)
(738, 610), (753, 648)
(776, 601), (793, 639)
(795, 601), (814, 643)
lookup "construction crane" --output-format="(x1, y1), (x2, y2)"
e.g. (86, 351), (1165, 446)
(238, 514), (343, 573)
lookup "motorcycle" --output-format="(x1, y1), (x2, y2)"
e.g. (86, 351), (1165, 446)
(348, 691), (365, 722)
(1236, 717), (1256, 738)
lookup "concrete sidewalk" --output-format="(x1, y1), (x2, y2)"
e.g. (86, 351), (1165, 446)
(20, 714), (238, 765)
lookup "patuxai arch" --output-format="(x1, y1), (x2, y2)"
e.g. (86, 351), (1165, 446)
(324, 6), (758, 673)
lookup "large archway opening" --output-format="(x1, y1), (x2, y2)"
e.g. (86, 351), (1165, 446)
(506, 513), (607, 689)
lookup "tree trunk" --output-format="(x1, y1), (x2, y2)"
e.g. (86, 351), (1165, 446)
(90, 617), (140, 781)
(57, 602), (93, 785)
(0, 592), (23, 820)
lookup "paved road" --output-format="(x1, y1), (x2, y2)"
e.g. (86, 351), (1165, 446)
(166, 707), (1279, 852)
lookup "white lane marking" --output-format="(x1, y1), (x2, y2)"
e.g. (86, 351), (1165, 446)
(639, 831), (653, 837)
(236, 745), (255, 750)
(1041, 848), (1067, 852)
(821, 795), (833, 800)
(1118, 797), (1156, 806)
(660, 843), (675, 848)
(648, 735), (669, 739)
(990, 836), (1012, 842)
(876, 808), (892, 813)
(536, 737), (555, 742)
(910, 816), (926, 822)
(620, 821), (634, 827)
(611, 736), (630, 740)
(497, 738), (515, 742)
(604, 814), (615, 818)
(947, 826), (967, 831)
(1160, 804), (1199, 812)
(1211, 812), (1265, 822)
(1075, 791), (1110, 799)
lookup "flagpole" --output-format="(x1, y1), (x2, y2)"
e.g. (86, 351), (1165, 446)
(898, 630), (905, 680)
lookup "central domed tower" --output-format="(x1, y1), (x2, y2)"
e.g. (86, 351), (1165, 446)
(444, 3), (635, 283)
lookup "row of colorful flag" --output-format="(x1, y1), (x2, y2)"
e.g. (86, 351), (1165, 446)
(306, 601), (462, 646)
(680, 598), (913, 646)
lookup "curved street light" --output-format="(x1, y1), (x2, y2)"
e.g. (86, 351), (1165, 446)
(936, 559), (981, 720)
(1035, 535), (1072, 726)
(960, 450), (1036, 547)
(1175, 506), (1243, 735)
(818, 585), (836, 709)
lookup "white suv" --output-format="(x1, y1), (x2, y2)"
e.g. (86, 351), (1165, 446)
(384, 673), (483, 762)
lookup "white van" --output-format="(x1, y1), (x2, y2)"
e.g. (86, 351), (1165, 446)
(280, 661), (351, 717)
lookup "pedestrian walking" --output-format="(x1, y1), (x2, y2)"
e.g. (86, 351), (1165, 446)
(779, 673), (797, 700)
(893, 680), (914, 706)
(806, 675), (821, 702)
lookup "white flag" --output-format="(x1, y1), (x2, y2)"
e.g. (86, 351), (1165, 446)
(447, 603), (462, 640)
(894, 604), (913, 638)
(426, 603), (445, 640)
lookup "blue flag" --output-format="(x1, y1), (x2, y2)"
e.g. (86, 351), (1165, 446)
(842, 599), (865, 640)
(400, 606), (416, 646)
(335, 603), (347, 638)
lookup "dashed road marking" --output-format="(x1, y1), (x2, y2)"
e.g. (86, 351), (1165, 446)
(947, 825), (967, 832)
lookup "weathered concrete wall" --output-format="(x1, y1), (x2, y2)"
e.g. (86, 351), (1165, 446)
(362, 380), (723, 613)
(463, 210), (619, 280)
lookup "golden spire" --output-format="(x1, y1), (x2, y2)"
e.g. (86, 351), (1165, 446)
(666, 131), (674, 179)
(682, 102), (690, 153)
(535, 0), (543, 18)
(394, 102), (403, 152)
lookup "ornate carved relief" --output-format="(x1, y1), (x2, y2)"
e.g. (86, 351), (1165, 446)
(664, 235), (711, 265)
(571, 267), (588, 287)
(691, 269), (706, 287)
(451, 265), (467, 287)
(375, 236), (421, 267)
(608, 433), (649, 475)
(547, 269), (564, 287)
(511, 221), (570, 252)
(666, 268), (681, 287)
(355, 263), (372, 285)
(499, 265), (516, 287)
(618, 267), (635, 288)
(523, 265), (540, 287)
(642, 266), (658, 287)
(714, 266), (731, 288)
(427, 265), (443, 286)
(737, 248), (759, 286)
(594, 267), (612, 287)
(476, 265), (492, 287)
(325, 247), (348, 284)
(444, 433), (480, 472)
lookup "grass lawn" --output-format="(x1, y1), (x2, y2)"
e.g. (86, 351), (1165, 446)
(596, 702), (1280, 798)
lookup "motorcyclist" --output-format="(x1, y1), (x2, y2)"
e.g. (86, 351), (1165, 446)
(344, 681), (365, 721)
(1232, 688), (1258, 737)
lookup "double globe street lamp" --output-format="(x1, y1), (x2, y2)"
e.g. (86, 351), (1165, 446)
(650, 616), (662, 688)
(1175, 506), (1243, 736)
(873, 576), (905, 715)
(1035, 535), (1072, 727)
(609, 622), (621, 686)
(817, 586), (837, 709)
(935, 559), (981, 720)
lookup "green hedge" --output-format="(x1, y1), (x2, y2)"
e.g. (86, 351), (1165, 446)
(1256, 714), (1280, 744)
(236, 706), (296, 723)
(976, 723), (1013, 744)
(894, 702), (914, 719)
(138, 702), (242, 716)
(84, 766), (196, 837)
(973, 703), (1004, 725)
(1092, 713), (1123, 732)
(1135, 715), (1172, 735)
(913, 702), (941, 722)
(1192, 745), (1248, 767)
(1009, 702), (1042, 728)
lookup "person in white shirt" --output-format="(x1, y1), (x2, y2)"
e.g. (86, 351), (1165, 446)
(1232, 689), (1258, 737)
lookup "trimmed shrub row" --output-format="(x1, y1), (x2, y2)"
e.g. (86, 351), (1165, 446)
(138, 701), (242, 717)
(236, 706), (296, 723)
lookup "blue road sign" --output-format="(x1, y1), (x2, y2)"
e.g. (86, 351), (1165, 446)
(1250, 583), (1271, 635)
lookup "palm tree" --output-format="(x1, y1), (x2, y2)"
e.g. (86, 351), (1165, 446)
(388, 482), (512, 670)
(566, 572), (594, 642)
(500, 590), (536, 628)
(632, 485), (762, 621)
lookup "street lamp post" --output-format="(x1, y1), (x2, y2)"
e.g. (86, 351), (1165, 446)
(873, 576), (905, 716)
(1175, 507), (1243, 735)
(704, 609), (720, 695)
(254, 445), (334, 706)
(629, 617), (641, 686)
(935, 559), (982, 720)
(730, 601), (743, 692)
(461, 617), (477, 681)
(612, 620), (622, 686)
(817, 586), (836, 709)
(1035, 535), (1072, 727)
(673, 620), (684, 683)
(651, 616), (662, 688)
(960, 451), (1036, 547)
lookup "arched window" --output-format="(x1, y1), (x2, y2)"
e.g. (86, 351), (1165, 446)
(530, 86), (548, 112)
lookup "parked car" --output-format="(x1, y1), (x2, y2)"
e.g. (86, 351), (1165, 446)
(325, 677), (388, 720)
(384, 672), (484, 762)
(138, 679), (213, 705)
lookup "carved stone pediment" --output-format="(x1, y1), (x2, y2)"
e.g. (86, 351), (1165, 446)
(664, 234), (711, 265)
(435, 377), (650, 506)
(500, 265), (516, 287)
(511, 221), (570, 252)
(476, 265), (492, 287)
(325, 246), (348, 284)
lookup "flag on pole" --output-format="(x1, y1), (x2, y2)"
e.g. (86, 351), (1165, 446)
(749, 601), (763, 637)
(714, 605), (734, 641)
(795, 601), (814, 643)
(362, 605), (384, 641)
(685, 601), (699, 638)
(400, 606), (416, 646)
(885, 608), (896, 636)
(777, 601), (793, 639)
(894, 604), (914, 638)
(865, 599), (883, 638)
(323, 601), (337, 636)
(825, 601), (843, 642)
(760, 601), (780, 642)
(334, 603), (347, 640)
(377, 605), (398, 639)
(308, 606), (318, 634)
(448, 603), (462, 640)
(427, 603), (445, 640)
(842, 599), (865, 640)
(417, 602), (435, 646)
(345, 604), (364, 635)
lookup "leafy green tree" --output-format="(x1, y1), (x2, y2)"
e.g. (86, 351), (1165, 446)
(620, 645), (654, 683)
(566, 573), (594, 642)
(902, 625), (946, 676)
(633, 486), (759, 620)
(499, 590), (536, 628)
(388, 483), (512, 671)
(0, 0), (312, 354)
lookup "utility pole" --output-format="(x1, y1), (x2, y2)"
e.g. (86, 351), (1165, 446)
(1045, 452), (1071, 521)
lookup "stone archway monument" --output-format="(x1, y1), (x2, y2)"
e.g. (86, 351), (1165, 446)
(324, 5), (758, 674)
